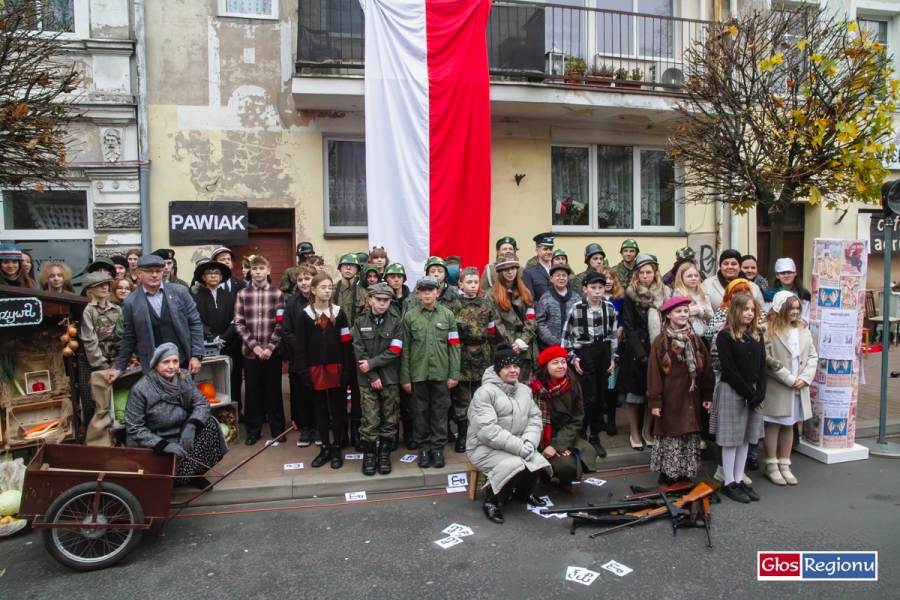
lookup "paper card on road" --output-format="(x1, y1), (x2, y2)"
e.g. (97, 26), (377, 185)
(344, 453), (364, 460)
(565, 566), (600, 586)
(434, 536), (464, 549)
(265, 440), (279, 446)
(447, 472), (468, 487)
(442, 524), (474, 537)
(526, 496), (553, 511)
(284, 462), (304, 470)
(583, 478), (606, 487)
(345, 491), (367, 501)
(399, 454), (418, 463)
(601, 560), (633, 577)
(446, 486), (467, 494)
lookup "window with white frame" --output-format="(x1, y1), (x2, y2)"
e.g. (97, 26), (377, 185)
(551, 144), (680, 232)
(0, 187), (91, 238)
(858, 18), (888, 46)
(36, 0), (75, 33)
(218, 0), (278, 20)
(324, 139), (367, 234)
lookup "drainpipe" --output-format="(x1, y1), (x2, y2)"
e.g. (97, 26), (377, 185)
(731, 205), (739, 251)
(729, 0), (738, 18)
(716, 200), (725, 258)
(134, 0), (151, 253)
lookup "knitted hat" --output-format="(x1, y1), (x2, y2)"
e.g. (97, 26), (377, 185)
(493, 342), (520, 373)
(774, 257), (797, 273)
(771, 290), (797, 313)
(0, 243), (22, 261)
(150, 342), (180, 369)
(110, 255), (128, 269)
(367, 282), (394, 299)
(621, 239), (640, 252)
(495, 252), (519, 270)
(660, 295), (692, 315)
(82, 271), (113, 290)
(537, 345), (568, 368)
(719, 249), (742, 265)
(496, 236), (517, 251)
(137, 254), (165, 269)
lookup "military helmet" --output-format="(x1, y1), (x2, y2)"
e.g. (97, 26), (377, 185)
(583, 243), (606, 264)
(675, 246), (696, 260)
(339, 253), (361, 267)
(424, 256), (447, 272)
(552, 248), (568, 259)
(620, 239), (640, 252)
(384, 262), (407, 281)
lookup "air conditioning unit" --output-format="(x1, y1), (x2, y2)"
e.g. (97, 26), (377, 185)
(652, 63), (685, 87)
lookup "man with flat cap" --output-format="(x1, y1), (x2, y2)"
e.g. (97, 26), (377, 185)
(522, 232), (555, 302)
(152, 248), (189, 287)
(105, 253), (205, 384)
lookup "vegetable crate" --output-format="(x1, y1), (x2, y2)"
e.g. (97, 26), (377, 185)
(195, 355), (233, 406)
(5, 398), (75, 449)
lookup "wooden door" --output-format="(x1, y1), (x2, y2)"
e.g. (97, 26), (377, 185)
(756, 204), (806, 281)
(229, 209), (295, 284)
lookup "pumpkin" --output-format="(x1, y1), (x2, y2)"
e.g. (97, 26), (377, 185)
(197, 382), (216, 399)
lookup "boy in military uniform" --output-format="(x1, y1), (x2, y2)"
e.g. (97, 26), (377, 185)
(450, 267), (502, 452)
(612, 239), (640, 290)
(352, 283), (404, 476)
(152, 249), (189, 287)
(424, 256), (460, 310)
(524, 232), (554, 268)
(385, 263), (419, 319)
(572, 243), (608, 292)
(335, 252), (369, 449)
(279, 241), (316, 296)
(480, 236), (517, 294)
(400, 276), (461, 469)
(80, 271), (122, 369)
(551, 248), (569, 266)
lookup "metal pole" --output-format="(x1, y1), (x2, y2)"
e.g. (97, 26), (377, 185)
(879, 217), (892, 444)
(134, 0), (151, 254)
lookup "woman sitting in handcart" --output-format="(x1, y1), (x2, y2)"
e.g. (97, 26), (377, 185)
(125, 342), (227, 488)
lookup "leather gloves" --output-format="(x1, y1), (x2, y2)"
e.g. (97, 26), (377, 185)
(165, 442), (187, 457)
(180, 423), (197, 453)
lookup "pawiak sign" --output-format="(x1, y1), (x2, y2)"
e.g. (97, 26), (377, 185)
(169, 201), (248, 246)
(0, 297), (43, 327)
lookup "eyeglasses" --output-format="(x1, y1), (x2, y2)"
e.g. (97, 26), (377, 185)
(141, 269), (164, 275)
(205, 270), (221, 276)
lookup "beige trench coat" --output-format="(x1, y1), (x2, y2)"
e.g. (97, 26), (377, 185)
(764, 326), (817, 419)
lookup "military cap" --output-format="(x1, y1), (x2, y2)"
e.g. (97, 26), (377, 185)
(676, 246), (696, 260)
(532, 232), (555, 247)
(633, 253), (658, 270)
(582, 271), (607, 286)
(583, 243), (605, 264)
(367, 282), (394, 298)
(152, 248), (175, 261)
(495, 236), (518, 251)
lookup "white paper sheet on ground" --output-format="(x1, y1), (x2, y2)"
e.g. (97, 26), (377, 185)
(442, 524), (474, 537)
(265, 440), (278, 446)
(447, 472), (468, 487)
(526, 496), (553, 511)
(345, 491), (367, 501)
(284, 463), (304, 470)
(446, 486), (467, 494)
(583, 478), (606, 487)
(601, 560), (633, 577)
(399, 454), (418, 463)
(344, 453), (364, 460)
(565, 566), (600, 586)
(434, 536), (464, 549)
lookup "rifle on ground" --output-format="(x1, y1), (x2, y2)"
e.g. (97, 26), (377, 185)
(589, 482), (719, 539)
(623, 480), (694, 500)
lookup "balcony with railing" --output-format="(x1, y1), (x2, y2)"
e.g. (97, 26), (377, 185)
(297, 1), (708, 88)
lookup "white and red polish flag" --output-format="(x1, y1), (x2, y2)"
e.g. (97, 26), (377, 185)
(361, 0), (492, 283)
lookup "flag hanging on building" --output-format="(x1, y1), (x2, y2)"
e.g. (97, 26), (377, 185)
(363, 0), (492, 282)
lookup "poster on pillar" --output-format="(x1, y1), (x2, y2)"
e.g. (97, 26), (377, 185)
(168, 201), (249, 246)
(803, 238), (867, 450)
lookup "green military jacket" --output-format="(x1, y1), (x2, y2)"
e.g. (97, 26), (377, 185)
(612, 261), (635, 290)
(571, 264), (607, 293)
(493, 292), (537, 361)
(335, 278), (368, 325)
(455, 295), (502, 382)
(352, 310), (404, 387)
(389, 286), (419, 319)
(400, 303), (461, 384)
(279, 266), (298, 296)
(168, 276), (190, 288)
(437, 283), (461, 311)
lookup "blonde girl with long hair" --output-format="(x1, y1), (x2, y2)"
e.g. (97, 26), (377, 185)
(672, 262), (713, 340)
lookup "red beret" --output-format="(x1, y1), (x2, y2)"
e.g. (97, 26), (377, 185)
(660, 295), (692, 315)
(537, 345), (568, 368)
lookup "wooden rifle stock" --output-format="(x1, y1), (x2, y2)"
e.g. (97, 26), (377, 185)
(589, 482), (719, 538)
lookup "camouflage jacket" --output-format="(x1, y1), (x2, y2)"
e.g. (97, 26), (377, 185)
(524, 255), (540, 269)
(279, 266), (298, 297)
(437, 283), (461, 312)
(455, 295), (503, 381)
(334, 278), (368, 326)
(80, 301), (122, 368)
(612, 261), (635, 290)
(571, 264), (607, 293)
(492, 292), (537, 361)
(352, 310), (404, 387)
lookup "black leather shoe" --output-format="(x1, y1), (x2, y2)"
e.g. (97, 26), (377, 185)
(244, 435), (260, 446)
(746, 456), (760, 471)
(590, 436), (607, 459)
(721, 482), (750, 504)
(606, 421), (617, 437)
(482, 500), (504, 524)
(311, 446), (333, 468)
(432, 450), (445, 469)
(362, 450), (376, 476)
(739, 482), (760, 501)
(330, 452), (344, 469)
(418, 449), (432, 468)
(525, 495), (547, 507)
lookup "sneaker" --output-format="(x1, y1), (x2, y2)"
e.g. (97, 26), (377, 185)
(720, 482), (750, 503)
(313, 429), (322, 446)
(297, 428), (312, 447)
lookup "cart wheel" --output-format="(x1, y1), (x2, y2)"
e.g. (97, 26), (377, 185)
(42, 481), (144, 571)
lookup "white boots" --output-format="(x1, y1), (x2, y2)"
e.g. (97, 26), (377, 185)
(778, 458), (798, 485)
(765, 458), (786, 485)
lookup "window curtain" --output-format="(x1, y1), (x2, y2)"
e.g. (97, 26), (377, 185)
(597, 146), (632, 229)
(328, 140), (367, 227)
(640, 150), (674, 226)
(45, 0), (75, 32)
(225, 0), (272, 15)
(551, 147), (589, 226)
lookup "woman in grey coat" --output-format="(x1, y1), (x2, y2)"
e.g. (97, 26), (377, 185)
(125, 343), (227, 487)
(467, 343), (551, 524)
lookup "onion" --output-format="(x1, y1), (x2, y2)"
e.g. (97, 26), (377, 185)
(60, 333), (70, 343)
(62, 347), (74, 357)
(68, 340), (79, 350)
(68, 325), (77, 337)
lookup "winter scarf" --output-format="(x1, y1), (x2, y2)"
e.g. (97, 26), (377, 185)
(664, 325), (700, 391)
(529, 377), (571, 448)
(626, 281), (670, 341)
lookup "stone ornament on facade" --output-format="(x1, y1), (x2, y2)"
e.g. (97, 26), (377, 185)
(102, 128), (123, 162)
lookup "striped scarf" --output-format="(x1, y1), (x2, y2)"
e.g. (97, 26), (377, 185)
(530, 377), (571, 449)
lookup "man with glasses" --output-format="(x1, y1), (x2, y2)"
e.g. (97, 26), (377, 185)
(105, 254), (205, 383)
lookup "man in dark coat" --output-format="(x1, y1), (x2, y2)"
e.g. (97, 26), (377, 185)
(522, 232), (555, 302)
(106, 254), (205, 383)
(211, 246), (247, 294)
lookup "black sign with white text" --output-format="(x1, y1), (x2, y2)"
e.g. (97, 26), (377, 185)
(869, 214), (900, 254)
(169, 201), (249, 246)
(0, 297), (43, 327)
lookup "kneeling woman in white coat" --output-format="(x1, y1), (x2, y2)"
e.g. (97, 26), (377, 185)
(467, 342), (551, 524)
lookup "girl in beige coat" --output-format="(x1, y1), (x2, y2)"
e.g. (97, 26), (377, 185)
(763, 291), (817, 485)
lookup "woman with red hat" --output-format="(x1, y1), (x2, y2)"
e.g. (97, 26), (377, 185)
(530, 345), (599, 493)
(646, 297), (715, 486)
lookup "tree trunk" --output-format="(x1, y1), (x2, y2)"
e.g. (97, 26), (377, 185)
(767, 206), (786, 278)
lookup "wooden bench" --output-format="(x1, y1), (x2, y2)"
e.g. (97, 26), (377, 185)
(462, 460), (483, 501)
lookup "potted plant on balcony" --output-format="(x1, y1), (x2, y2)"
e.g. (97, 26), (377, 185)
(615, 67), (641, 90)
(587, 63), (615, 87)
(564, 55), (587, 84)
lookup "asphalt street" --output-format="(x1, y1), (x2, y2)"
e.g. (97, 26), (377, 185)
(0, 453), (897, 600)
